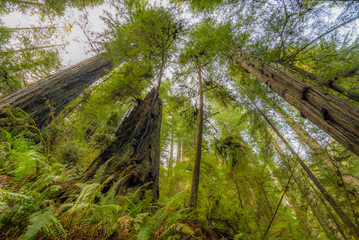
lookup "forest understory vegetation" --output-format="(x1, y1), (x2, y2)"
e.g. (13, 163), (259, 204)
(1, 0), (359, 239)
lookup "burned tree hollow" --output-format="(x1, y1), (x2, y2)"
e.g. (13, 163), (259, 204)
(0, 54), (114, 128)
(82, 88), (162, 201)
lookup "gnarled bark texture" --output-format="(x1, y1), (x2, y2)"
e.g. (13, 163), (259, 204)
(0, 54), (113, 128)
(82, 88), (162, 201)
(232, 49), (359, 157)
(282, 62), (359, 103)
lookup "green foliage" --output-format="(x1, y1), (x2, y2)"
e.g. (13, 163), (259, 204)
(0, 131), (46, 181)
(104, 3), (182, 73)
(2, 1), (359, 239)
(19, 205), (65, 240)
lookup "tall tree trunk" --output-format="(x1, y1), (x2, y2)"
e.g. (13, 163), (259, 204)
(270, 167), (316, 238)
(271, 139), (345, 239)
(0, 54), (114, 128)
(176, 136), (181, 164)
(265, 97), (359, 191)
(81, 88), (162, 201)
(189, 60), (204, 208)
(253, 102), (359, 237)
(231, 48), (359, 157)
(168, 129), (174, 174)
(282, 62), (359, 103)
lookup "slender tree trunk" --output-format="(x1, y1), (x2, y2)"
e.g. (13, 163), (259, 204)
(270, 165), (316, 238)
(168, 129), (174, 171)
(282, 62), (359, 103)
(189, 60), (204, 208)
(271, 139), (345, 239)
(5, 44), (65, 53)
(266, 97), (359, 191)
(232, 48), (359, 157)
(176, 136), (181, 164)
(2, 26), (61, 31)
(181, 139), (185, 162)
(253, 103), (359, 237)
(0, 54), (114, 128)
(5, 0), (46, 6)
(81, 88), (162, 201)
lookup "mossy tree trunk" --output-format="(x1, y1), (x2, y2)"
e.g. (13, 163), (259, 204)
(189, 59), (204, 209)
(0, 54), (113, 128)
(81, 88), (162, 201)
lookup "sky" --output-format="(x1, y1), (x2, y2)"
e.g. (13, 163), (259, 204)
(2, 4), (111, 67)
(2, 1), (358, 68)
(1, 0), (174, 68)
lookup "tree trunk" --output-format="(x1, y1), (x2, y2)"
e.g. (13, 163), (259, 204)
(168, 129), (174, 170)
(271, 139), (345, 239)
(176, 137), (181, 164)
(0, 54), (113, 128)
(81, 88), (162, 201)
(5, 44), (65, 53)
(231, 48), (359, 157)
(266, 97), (359, 191)
(254, 103), (359, 237)
(282, 62), (359, 103)
(189, 60), (204, 209)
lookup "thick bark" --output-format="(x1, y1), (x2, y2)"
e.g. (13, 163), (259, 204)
(255, 104), (359, 237)
(232, 48), (359, 157)
(271, 139), (345, 239)
(282, 62), (359, 103)
(267, 98), (359, 191)
(82, 88), (162, 201)
(0, 54), (113, 128)
(189, 60), (204, 208)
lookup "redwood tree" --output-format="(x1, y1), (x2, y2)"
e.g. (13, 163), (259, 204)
(0, 54), (114, 128)
(231, 48), (359, 158)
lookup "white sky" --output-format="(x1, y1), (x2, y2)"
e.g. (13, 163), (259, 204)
(2, 1), (357, 68)
(2, 4), (111, 67)
(1, 0), (174, 68)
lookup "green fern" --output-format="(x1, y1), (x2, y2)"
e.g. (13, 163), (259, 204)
(19, 205), (65, 240)
(0, 132), (46, 181)
(64, 183), (100, 214)
(9, 150), (44, 181)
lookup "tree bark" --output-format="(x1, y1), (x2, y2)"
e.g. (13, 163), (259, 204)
(232, 48), (359, 157)
(81, 88), (162, 201)
(0, 54), (114, 128)
(282, 62), (359, 103)
(253, 103), (359, 237)
(176, 136), (181, 164)
(270, 167), (316, 238)
(266, 98), (359, 191)
(169, 129), (174, 170)
(189, 60), (204, 209)
(271, 139), (345, 239)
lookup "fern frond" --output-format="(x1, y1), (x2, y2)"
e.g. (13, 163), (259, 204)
(66, 183), (100, 214)
(101, 175), (129, 204)
(19, 205), (57, 240)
